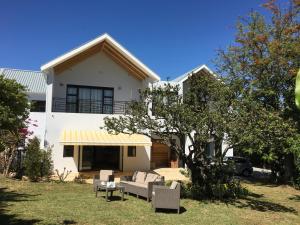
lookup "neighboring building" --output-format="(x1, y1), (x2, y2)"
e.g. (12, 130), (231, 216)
(1, 33), (232, 177)
(0, 68), (46, 148)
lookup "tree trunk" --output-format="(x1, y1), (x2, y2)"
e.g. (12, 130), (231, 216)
(3, 146), (16, 177)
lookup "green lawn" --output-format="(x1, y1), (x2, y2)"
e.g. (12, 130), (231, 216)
(0, 176), (300, 225)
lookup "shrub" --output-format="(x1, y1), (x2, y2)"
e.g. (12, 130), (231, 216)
(55, 167), (72, 183)
(177, 163), (248, 200)
(24, 137), (53, 181)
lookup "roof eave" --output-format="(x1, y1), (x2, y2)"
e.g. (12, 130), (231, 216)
(40, 33), (160, 81)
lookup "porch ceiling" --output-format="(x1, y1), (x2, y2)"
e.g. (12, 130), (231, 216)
(60, 129), (151, 146)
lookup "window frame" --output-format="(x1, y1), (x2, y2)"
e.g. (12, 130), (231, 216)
(127, 146), (136, 157)
(66, 85), (114, 114)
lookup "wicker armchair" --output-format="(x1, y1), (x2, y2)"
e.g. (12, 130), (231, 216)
(93, 170), (114, 192)
(151, 181), (180, 213)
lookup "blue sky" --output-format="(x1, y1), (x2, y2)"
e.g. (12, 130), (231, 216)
(0, 0), (270, 80)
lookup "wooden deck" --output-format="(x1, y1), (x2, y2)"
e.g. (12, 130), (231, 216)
(79, 170), (133, 182)
(78, 168), (188, 183)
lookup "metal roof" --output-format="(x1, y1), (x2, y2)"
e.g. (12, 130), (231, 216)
(0, 68), (46, 94)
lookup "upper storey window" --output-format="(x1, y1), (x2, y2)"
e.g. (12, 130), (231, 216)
(66, 85), (114, 114)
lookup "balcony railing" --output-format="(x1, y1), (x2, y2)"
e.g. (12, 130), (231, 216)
(52, 98), (130, 114)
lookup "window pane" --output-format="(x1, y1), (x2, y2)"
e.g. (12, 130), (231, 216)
(103, 105), (113, 114)
(67, 96), (77, 103)
(79, 88), (91, 99)
(104, 89), (113, 97)
(103, 97), (113, 105)
(67, 87), (77, 95)
(78, 88), (91, 113)
(91, 89), (103, 113)
(31, 100), (46, 112)
(66, 103), (77, 112)
(63, 145), (74, 157)
(128, 146), (136, 157)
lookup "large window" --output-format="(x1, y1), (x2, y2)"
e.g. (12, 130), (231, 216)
(30, 100), (46, 112)
(66, 85), (114, 114)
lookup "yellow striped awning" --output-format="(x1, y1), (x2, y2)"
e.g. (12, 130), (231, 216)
(60, 130), (152, 146)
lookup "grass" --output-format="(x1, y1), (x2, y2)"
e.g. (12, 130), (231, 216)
(0, 176), (300, 225)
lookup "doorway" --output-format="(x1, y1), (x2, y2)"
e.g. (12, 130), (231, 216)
(81, 146), (120, 171)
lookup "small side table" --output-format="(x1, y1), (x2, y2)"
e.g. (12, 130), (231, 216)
(96, 184), (125, 201)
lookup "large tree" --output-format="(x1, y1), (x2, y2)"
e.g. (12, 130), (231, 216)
(0, 74), (30, 176)
(104, 72), (246, 197)
(215, 0), (300, 182)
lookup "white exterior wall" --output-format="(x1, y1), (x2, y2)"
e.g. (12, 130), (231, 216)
(27, 112), (46, 149)
(122, 146), (151, 172)
(45, 51), (153, 173)
(52, 51), (144, 101)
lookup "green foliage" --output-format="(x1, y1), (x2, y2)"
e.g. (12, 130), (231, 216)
(215, 0), (300, 183)
(178, 178), (248, 200)
(104, 72), (245, 199)
(0, 75), (29, 133)
(24, 137), (53, 182)
(0, 75), (30, 176)
(296, 69), (300, 110)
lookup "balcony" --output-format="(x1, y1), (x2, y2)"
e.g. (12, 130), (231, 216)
(52, 98), (130, 114)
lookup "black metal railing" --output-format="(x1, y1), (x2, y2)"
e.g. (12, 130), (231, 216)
(52, 98), (130, 114)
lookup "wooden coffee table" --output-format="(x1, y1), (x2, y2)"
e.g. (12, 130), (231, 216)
(96, 183), (125, 202)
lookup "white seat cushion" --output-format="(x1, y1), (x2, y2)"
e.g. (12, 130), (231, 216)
(135, 172), (147, 183)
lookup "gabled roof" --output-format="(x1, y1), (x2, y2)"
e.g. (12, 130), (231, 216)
(172, 64), (214, 83)
(41, 33), (160, 81)
(0, 68), (46, 95)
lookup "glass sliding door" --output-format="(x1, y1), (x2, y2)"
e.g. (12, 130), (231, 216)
(66, 85), (114, 114)
(82, 146), (93, 170)
(91, 88), (103, 113)
(78, 87), (91, 113)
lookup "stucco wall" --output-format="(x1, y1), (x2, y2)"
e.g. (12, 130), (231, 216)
(28, 112), (46, 149)
(122, 146), (150, 172)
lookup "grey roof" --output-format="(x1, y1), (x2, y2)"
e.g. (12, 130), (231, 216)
(0, 68), (46, 94)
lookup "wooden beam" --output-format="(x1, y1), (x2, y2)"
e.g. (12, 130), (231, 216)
(103, 43), (148, 79)
(102, 48), (144, 80)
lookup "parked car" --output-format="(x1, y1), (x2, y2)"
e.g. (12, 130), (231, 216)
(224, 156), (253, 177)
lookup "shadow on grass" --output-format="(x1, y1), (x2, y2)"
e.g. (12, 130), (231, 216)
(229, 197), (298, 214)
(62, 219), (77, 224)
(240, 176), (280, 188)
(153, 206), (187, 214)
(222, 189), (298, 214)
(0, 187), (41, 225)
(99, 195), (128, 202)
(194, 188), (297, 215)
(289, 195), (300, 202)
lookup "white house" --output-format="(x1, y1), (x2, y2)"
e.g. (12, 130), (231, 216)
(1, 33), (232, 177)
